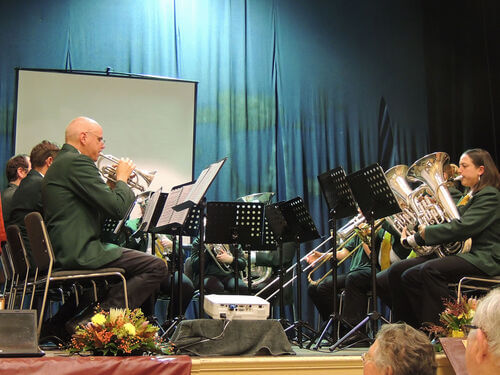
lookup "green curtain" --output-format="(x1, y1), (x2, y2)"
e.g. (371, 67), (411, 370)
(1, 0), (435, 324)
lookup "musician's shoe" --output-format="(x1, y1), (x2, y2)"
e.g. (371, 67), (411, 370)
(65, 302), (98, 335)
(39, 319), (71, 346)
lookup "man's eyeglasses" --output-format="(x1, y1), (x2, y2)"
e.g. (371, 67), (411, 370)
(464, 324), (479, 331)
(361, 352), (373, 364)
(85, 131), (105, 144)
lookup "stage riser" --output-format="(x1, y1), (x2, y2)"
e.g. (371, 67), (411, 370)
(191, 355), (455, 375)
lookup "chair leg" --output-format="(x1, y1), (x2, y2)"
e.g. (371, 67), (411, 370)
(37, 279), (51, 338)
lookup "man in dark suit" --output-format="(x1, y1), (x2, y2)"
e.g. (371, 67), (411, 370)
(42, 116), (169, 326)
(1, 154), (30, 220)
(8, 141), (59, 265)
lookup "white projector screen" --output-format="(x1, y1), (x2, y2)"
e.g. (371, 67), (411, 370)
(15, 69), (196, 193)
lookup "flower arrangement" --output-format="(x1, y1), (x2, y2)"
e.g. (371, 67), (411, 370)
(68, 307), (173, 356)
(425, 294), (478, 340)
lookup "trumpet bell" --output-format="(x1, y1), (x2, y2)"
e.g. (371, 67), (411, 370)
(97, 154), (156, 192)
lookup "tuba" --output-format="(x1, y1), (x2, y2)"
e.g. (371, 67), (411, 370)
(406, 152), (471, 257)
(97, 154), (156, 192)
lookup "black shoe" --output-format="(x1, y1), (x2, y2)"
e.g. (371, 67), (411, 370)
(40, 319), (71, 345)
(65, 303), (98, 335)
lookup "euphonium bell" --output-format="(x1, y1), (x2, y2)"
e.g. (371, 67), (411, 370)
(407, 152), (471, 257)
(97, 153), (156, 192)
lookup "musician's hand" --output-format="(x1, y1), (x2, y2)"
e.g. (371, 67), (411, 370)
(400, 227), (411, 249)
(115, 158), (135, 183)
(418, 225), (426, 240)
(305, 250), (322, 265)
(160, 236), (173, 252)
(216, 249), (234, 264)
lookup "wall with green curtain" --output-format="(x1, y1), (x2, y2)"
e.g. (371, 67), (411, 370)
(1, 0), (430, 325)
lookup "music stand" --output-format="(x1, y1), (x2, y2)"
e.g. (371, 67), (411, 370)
(329, 163), (401, 351)
(205, 201), (270, 296)
(308, 167), (358, 350)
(145, 158), (226, 336)
(266, 197), (320, 347)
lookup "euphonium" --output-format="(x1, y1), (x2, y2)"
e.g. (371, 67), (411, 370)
(385, 165), (437, 256)
(97, 154), (156, 192)
(406, 152), (471, 257)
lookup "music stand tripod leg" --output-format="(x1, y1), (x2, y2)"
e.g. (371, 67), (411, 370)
(161, 233), (186, 339)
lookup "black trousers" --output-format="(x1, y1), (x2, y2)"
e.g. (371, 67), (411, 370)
(308, 267), (371, 325)
(203, 274), (249, 294)
(402, 255), (487, 326)
(377, 255), (487, 327)
(103, 249), (168, 312)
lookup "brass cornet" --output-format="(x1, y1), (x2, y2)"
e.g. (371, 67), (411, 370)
(97, 153), (156, 192)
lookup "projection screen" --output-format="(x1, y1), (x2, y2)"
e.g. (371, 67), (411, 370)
(15, 69), (196, 193)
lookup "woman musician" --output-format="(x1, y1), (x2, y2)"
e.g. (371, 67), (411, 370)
(378, 148), (500, 328)
(191, 237), (248, 294)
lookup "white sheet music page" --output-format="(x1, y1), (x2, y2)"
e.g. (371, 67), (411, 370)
(182, 157), (226, 206)
(156, 184), (193, 228)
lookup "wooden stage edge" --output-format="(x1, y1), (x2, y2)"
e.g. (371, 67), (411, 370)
(190, 353), (455, 375)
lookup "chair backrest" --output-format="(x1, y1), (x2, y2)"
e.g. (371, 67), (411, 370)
(5, 225), (30, 278)
(24, 212), (54, 274)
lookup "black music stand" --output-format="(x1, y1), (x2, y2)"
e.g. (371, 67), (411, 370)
(329, 163), (401, 351)
(266, 197), (320, 347)
(308, 167), (358, 350)
(205, 201), (271, 297)
(144, 158), (226, 337)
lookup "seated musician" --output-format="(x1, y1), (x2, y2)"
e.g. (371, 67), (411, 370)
(191, 237), (248, 294)
(42, 116), (169, 333)
(308, 220), (409, 344)
(378, 149), (500, 328)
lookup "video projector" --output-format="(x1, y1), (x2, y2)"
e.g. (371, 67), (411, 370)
(203, 294), (270, 320)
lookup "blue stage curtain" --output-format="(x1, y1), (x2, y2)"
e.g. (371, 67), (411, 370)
(1, 0), (432, 326)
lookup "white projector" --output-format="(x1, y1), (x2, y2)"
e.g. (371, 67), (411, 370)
(203, 294), (270, 320)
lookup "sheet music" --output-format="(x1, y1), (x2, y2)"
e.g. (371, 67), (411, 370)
(156, 184), (193, 228)
(142, 188), (162, 232)
(181, 158), (226, 207)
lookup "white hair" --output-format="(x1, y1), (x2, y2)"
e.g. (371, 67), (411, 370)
(472, 288), (500, 358)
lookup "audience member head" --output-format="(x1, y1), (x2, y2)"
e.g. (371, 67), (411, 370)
(65, 116), (105, 161)
(363, 323), (436, 375)
(460, 148), (500, 192)
(466, 288), (500, 375)
(5, 154), (30, 185)
(30, 140), (60, 173)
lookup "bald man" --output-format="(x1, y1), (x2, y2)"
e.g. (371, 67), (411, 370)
(42, 117), (168, 330)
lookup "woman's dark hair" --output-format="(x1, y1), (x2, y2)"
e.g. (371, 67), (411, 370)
(463, 148), (500, 191)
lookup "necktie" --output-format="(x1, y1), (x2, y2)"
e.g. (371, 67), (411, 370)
(457, 192), (472, 206)
(380, 231), (392, 270)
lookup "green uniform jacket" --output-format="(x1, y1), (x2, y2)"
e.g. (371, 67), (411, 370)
(41, 144), (135, 269)
(424, 186), (500, 276)
(190, 237), (247, 287)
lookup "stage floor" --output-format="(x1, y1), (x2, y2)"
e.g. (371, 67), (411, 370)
(35, 345), (454, 375)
